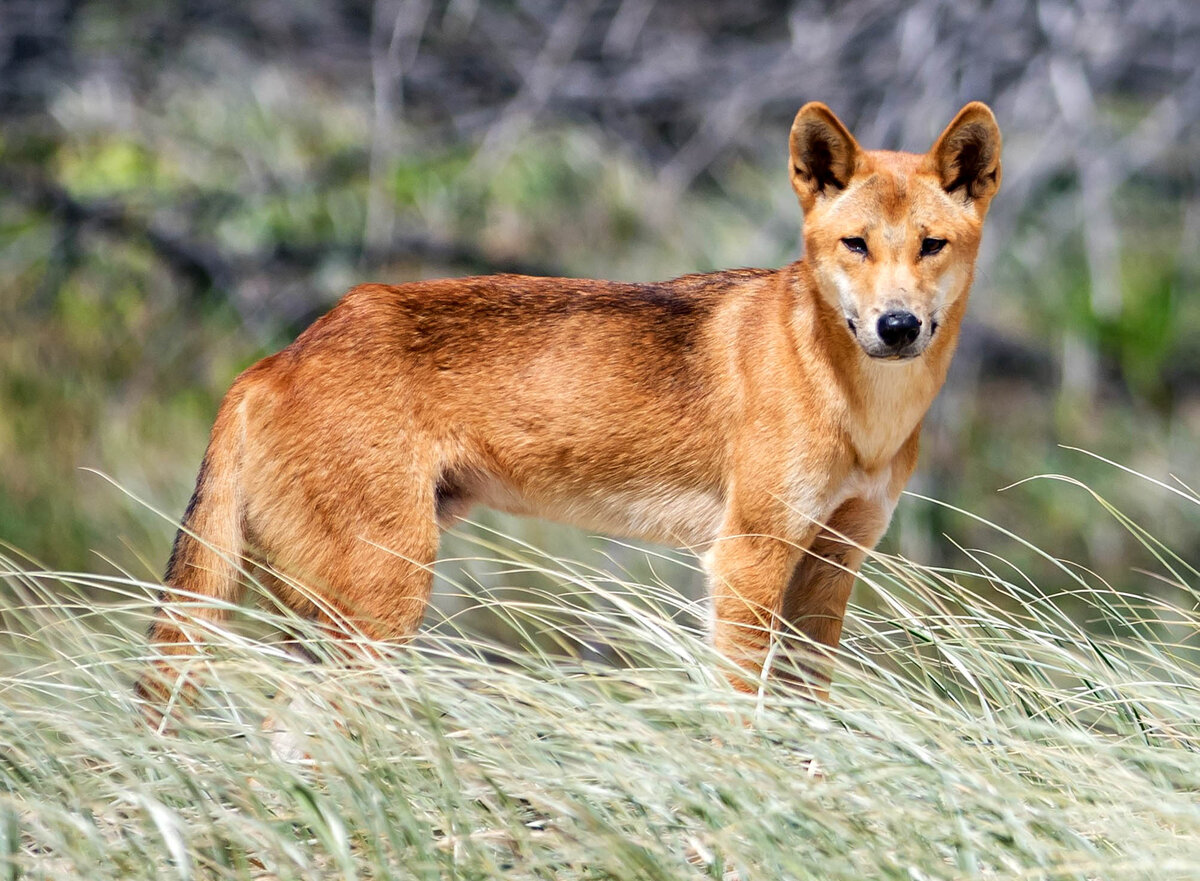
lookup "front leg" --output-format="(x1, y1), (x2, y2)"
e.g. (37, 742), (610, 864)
(703, 422), (855, 691)
(777, 497), (891, 698)
(706, 527), (812, 692)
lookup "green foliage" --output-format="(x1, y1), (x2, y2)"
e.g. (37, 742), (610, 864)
(1102, 252), (1181, 405)
(57, 137), (173, 197)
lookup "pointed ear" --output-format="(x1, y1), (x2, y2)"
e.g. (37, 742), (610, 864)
(931, 102), (1002, 204)
(789, 103), (861, 212)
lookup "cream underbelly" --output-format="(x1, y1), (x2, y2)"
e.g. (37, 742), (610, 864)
(460, 475), (727, 549)
(437, 455), (899, 551)
(445, 466), (900, 549)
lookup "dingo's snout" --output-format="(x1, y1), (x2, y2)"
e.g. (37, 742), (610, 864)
(852, 305), (930, 360)
(877, 310), (921, 350)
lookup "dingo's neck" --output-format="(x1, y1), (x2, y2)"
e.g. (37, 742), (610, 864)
(845, 355), (940, 468)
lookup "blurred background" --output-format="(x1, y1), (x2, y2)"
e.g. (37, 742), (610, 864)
(1, 0), (1197, 621)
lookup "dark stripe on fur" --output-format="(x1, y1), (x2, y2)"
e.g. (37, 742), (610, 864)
(151, 453), (210, 637)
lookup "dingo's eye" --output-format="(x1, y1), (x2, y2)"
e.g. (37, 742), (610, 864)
(841, 237), (868, 255)
(920, 237), (947, 257)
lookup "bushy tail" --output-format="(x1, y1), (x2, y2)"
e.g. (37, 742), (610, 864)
(135, 392), (248, 724)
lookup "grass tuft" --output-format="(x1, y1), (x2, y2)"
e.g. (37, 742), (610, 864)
(2, 480), (1199, 879)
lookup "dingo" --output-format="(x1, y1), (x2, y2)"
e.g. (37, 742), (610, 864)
(137, 102), (1001, 715)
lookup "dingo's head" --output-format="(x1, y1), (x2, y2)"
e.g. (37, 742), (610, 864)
(790, 102), (1001, 361)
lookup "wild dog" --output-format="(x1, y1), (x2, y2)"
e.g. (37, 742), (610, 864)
(136, 102), (1001, 717)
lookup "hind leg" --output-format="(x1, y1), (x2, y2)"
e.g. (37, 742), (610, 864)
(261, 532), (440, 763)
(254, 484), (440, 757)
(314, 519), (440, 647)
(247, 465), (442, 655)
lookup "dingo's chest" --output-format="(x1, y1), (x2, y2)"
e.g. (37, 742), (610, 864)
(845, 358), (938, 469)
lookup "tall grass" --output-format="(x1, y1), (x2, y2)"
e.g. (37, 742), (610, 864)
(2, 471), (1199, 880)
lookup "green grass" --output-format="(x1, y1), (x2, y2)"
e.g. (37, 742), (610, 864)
(2, 474), (1199, 880)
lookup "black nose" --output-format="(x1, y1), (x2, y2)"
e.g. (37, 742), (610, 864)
(876, 311), (921, 348)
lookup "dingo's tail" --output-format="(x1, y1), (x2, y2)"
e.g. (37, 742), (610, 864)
(135, 390), (249, 724)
